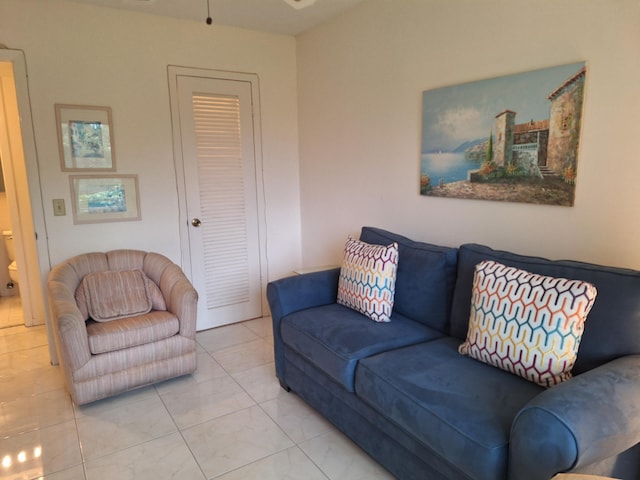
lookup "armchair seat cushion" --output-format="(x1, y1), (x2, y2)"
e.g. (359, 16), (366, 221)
(86, 310), (180, 354)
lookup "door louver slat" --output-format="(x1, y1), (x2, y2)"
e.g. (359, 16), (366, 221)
(192, 94), (250, 308)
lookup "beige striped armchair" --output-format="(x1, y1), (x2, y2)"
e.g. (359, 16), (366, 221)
(47, 250), (198, 405)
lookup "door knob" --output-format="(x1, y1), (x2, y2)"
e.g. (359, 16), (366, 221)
(191, 218), (202, 227)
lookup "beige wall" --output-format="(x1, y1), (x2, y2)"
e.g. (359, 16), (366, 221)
(0, 0), (302, 281)
(297, 0), (640, 269)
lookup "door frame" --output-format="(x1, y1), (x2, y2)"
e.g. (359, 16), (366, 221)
(0, 49), (53, 359)
(167, 66), (268, 325)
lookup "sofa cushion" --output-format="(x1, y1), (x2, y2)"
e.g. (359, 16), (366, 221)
(280, 303), (443, 392)
(451, 243), (640, 374)
(459, 260), (597, 387)
(86, 310), (180, 354)
(76, 269), (166, 322)
(337, 237), (399, 322)
(355, 337), (543, 480)
(359, 227), (458, 332)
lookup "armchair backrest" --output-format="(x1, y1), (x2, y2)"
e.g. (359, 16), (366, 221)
(49, 249), (175, 293)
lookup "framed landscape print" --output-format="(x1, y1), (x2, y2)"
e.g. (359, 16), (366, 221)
(419, 62), (586, 206)
(56, 104), (116, 171)
(69, 175), (140, 224)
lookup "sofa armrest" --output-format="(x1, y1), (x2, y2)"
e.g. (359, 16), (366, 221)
(509, 355), (640, 480)
(266, 268), (340, 383)
(267, 268), (340, 320)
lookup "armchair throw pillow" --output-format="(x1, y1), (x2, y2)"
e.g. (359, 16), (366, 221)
(337, 237), (399, 322)
(76, 269), (166, 322)
(458, 260), (597, 387)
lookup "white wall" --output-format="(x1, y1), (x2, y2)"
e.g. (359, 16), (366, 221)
(297, 0), (640, 270)
(2, 0), (639, 294)
(0, 0), (302, 281)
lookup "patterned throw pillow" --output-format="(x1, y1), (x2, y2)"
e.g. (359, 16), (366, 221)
(458, 260), (597, 387)
(337, 237), (399, 322)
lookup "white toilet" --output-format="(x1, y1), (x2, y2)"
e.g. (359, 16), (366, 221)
(2, 230), (19, 286)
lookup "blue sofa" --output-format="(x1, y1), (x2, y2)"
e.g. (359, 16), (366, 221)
(267, 227), (640, 480)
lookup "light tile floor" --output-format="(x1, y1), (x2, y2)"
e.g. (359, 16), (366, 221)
(0, 295), (23, 329)
(0, 315), (395, 480)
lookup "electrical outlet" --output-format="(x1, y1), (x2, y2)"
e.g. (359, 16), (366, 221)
(53, 198), (66, 216)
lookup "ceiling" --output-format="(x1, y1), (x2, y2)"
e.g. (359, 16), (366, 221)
(59, 0), (365, 36)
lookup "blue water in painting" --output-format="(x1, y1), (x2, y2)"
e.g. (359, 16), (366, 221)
(421, 152), (483, 186)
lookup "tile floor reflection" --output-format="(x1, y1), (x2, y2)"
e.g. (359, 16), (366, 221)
(0, 315), (394, 479)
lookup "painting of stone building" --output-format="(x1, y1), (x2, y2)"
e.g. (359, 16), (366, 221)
(420, 62), (586, 206)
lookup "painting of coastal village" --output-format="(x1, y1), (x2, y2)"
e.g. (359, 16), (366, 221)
(420, 62), (586, 206)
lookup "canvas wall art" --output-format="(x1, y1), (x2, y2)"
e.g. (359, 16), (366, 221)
(420, 62), (586, 206)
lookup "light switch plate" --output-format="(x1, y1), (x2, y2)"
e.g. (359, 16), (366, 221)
(53, 198), (66, 216)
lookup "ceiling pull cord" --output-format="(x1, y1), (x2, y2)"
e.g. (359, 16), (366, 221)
(205, 0), (212, 25)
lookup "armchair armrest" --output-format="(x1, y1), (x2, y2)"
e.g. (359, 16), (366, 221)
(47, 280), (91, 375)
(266, 268), (340, 383)
(159, 263), (198, 340)
(509, 355), (640, 480)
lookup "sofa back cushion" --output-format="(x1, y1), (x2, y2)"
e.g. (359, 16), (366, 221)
(451, 243), (640, 374)
(359, 227), (458, 332)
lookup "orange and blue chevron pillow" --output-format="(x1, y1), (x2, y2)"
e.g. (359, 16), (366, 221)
(337, 237), (399, 322)
(458, 260), (597, 387)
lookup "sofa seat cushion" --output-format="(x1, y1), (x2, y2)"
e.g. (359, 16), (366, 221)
(355, 337), (543, 480)
(280, 303), (443, 392)
(86, 310), (180, 355)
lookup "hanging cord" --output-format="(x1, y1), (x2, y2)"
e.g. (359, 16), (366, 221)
(205, 0), (212, 25)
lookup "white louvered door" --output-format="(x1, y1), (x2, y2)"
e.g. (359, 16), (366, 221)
(174, 74), (263, 330)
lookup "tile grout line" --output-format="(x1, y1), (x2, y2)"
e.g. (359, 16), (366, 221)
(158, 321), (273, 480)
(154, 382), (210, 480)
(187, 319), (322, 479)
(71, 401), (90, 480)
